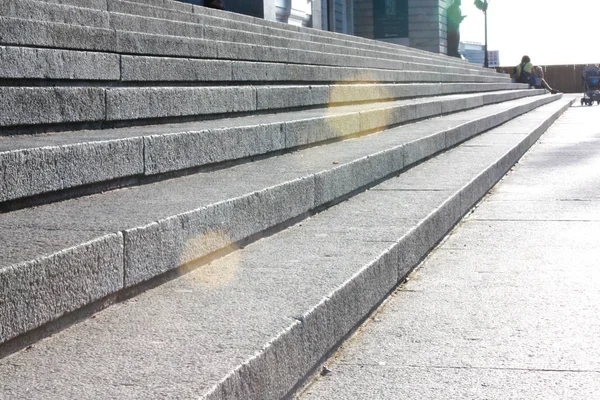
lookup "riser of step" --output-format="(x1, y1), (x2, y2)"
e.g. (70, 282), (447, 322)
(37, 0), (109, 11)
(38, 0), (441, 60)
(0, 89), (542, 204)
(120, 58), (506, 83)
(31, 0), (489, 89)
(0, 82), (529, 130)
(105, 12), (488, 77)
(0, 98), (574, 399)
(129, 0), (494, 73)
(0, 16), (510, 78)
(28, 0), (493, 75)
(0, 94), (560, 346)
(0, 0), (110, 28)
(204, 98), (574, 400)
(0, 45), (513, 84)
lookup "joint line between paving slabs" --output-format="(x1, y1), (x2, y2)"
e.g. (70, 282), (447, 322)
(339, 363), (600, 374)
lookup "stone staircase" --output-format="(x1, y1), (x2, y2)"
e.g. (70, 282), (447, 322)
(0, 1), (573, 399)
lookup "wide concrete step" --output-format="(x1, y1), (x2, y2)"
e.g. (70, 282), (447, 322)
(0, 85), (534, 131)
(0, 93), (560, 348)
(33, 0), (410, 58)
(0, 84), (528, 130)
(0, 45), (511, 84)
(0, 97), (574, 400)
(105, 12), (492, 78)
(118, 0), (497, 75)
(28, 0), (494, 76)
(117, 58), (506, 83)
(1, 88), (540, 204)
(0, 15), (510, 79)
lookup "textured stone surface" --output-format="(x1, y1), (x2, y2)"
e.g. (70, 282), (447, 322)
(109, 11), (204, 38)
(115, 30), (217, 58)
(205, 24), (291, 48)
(441, 94), (485, 114)
(29, 0), (504, 81)
(256, 85), (329, 110)
(284, 112), (361, 147)
(0, 87), (105, 127)
(216, 41), (289, 63)
(302, 367), (600, 399)
(301, 102), (599, 400)
(0, 138), (143, 202)
(0, 46), (119, 80)
(314, 149), (404, 206)
(122, 176), (315, 286)
(120, 56), (232, 81)
(0, 97), (572, 399)
(230, 62), (381, 82)
(255, 83), (519, 111)
(0, 0), (109, 28)
(0, 97), (567, 353)
(0, 233), (123, 343)
(0, 10), (507, 81)
(147, 0), (193, 13)
(101, 2), (502, 79)
(138, 91), (552, 177)
(120, 0), (168, 10)
(402, 130), (446, 166)
(37, 0), (108, 10)
(105, 86), (256, 121)
(107, 0), (199, 23)
(0, 92), (555, 203)
(188, 2), (470, 72)
(359, 99), (441, 131)
(397, 192), (463, 275)
(144, 123), (285, 174)
(0, 16), (116, 52)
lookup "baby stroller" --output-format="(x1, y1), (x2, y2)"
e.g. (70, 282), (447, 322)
(581, 66), (600, 106)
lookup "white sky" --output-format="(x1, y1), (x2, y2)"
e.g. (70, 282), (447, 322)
(459, 0), (600, 66)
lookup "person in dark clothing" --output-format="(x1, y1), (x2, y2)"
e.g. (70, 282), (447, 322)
(512, 56), (558, 94)
(447, 0), (466, 58)
(204, 0), (225, 10)
(512, 55), (533, 84)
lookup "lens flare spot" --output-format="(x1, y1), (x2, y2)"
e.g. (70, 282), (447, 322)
(180, 230), (240, 289)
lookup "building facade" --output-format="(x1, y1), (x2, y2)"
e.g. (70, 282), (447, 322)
(191, 0), (453, 54)
(354, 0), (449, 54)
(459, 42), (500, 67)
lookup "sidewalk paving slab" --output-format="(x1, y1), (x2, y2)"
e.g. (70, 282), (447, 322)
(299, 102), (600, 400)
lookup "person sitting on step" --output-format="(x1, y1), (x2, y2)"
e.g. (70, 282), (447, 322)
(512, 56), (557, 94)
(533, 66), (558, 94)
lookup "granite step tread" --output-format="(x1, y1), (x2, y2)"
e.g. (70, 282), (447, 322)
(27, 0), (484, 81)
(28, 0), (496, 76)
(0, 15), (510, 79)
(0, 89), (543, 204)
(0, 82), (522, 130)
(122, 0), (496, 73)
(0, 93), (559, 346)
(0, 0), (110, 28)
(0, 4), (506, 80)
(0, 97), (574, 400)
(104, 10), (497, 78)
(0, 85), (533, 150)
(0, 44), (510, 83)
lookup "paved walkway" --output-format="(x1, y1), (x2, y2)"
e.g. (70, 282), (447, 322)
(299, 101), (600, 399)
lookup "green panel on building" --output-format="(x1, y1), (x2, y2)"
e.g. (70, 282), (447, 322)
(373, 0), (409, 39)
